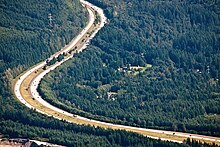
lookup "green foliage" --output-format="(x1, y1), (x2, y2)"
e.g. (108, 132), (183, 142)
(46, 53), (65, 67)
(0, 0), (195, 146)
(40, 0), (220, 137)
(0, 0), (219, 146)
(0, 95), (186, 146)
(57, 54), (64, 62)
(185, 138), (220, 147)
(0, 0), (87, 73)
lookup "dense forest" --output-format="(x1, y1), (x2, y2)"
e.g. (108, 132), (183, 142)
(0, 0), (207, 146)
(40, 0), (220, 138)
(0, 0), (88, 73)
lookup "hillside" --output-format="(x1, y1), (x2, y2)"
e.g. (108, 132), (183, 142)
(40, 0), (220, 137)
(0, 0), (200, 146)
(0, 0), (88, 72)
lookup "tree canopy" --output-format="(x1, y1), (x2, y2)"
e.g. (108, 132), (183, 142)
(40, 0), (220, 137)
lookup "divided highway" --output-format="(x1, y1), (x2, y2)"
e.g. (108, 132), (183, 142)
(13, 0), (220, 145)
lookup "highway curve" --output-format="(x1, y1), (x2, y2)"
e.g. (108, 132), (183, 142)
(13, 0), (220, 145)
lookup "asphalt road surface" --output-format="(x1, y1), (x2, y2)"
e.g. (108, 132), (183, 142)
(13, 0), (220, 145)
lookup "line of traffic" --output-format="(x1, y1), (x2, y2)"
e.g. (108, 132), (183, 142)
(13, 0), (220, 145)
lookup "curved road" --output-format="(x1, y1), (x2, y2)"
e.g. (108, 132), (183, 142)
(14, 0), (220, 145)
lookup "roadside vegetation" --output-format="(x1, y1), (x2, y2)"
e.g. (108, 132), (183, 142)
(40, 0), (220, 138)
(0, 0), (219, 146)
(0, 0), (210, 146)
